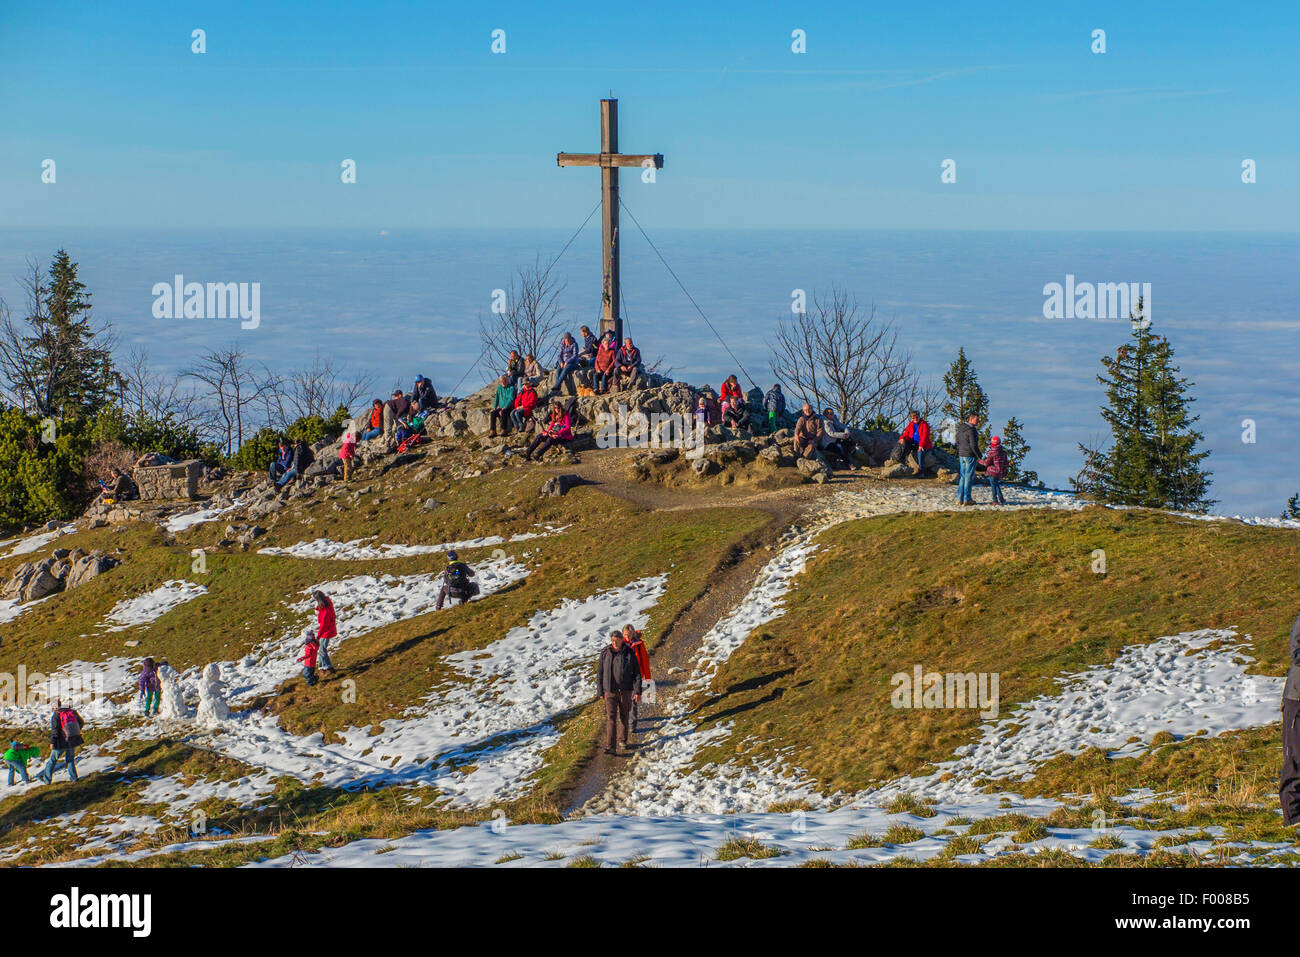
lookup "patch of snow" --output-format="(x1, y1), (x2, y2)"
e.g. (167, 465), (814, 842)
(3, 524), (76, 557)
(257, 526), (567, 560)
(102, 579), (208, 631)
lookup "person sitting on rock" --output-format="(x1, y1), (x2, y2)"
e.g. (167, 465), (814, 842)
(794, 403), (825, 461)
(277, 438), (314, 488)
(504, 350), (525, 387)
(489, 374), (516, 438)
(435, 551), (479, 610)
(820, 407), (859, 471)
(384, 389), (411, 442)
(578, 325), (599, 362)
(721, 374), (744, 405)
(593, 331), (618, 394)
(554, 332), (581, 391)
(268, 439), (294, 485)
(764, 384), (786, 433)
(523, 353), (543, 380)
(523, 401), (573, 462)
(616, 338), (642, 391)
(511, 378), (539, 433)
(413, 375), (438, 412)
(895, 409), (933, 473)
(722, 395), (750, 433)
(361, 399), (384, 441)
(96, 468), (135, 504)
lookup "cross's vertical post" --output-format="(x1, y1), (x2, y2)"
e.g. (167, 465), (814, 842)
(600, 98), (620, 342)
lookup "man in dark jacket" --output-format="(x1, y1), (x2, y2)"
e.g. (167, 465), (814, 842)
(283, 438), (314, 486)
(269, 439), (293, 485)
(435, 551), (479, 610)
(38, 701), (84, 784)
(1281, 610), (1300, 824)
(597, 630), (642, 754)
(413, 376), (438, 412)
(955, 413), (982, 505)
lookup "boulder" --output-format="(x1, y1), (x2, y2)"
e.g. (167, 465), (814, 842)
(65, 553), (119, 591)
(540, 474), (583, 498)
(2, 559), (63, 602)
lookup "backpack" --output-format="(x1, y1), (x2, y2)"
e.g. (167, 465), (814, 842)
(59, 709), (82, 739)
(446, 563), (477, 598)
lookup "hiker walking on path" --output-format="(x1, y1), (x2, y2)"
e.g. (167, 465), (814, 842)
(980, 435), (1009, 505)
(138, 657), (162, 716)
(622, 625), (652, 731)
(314, 591), (337, 674)
(597, 630), (642, 755)
(4, 741), (38, 786)
(38, 702), (84, 784)
(1281, 610), (1300, 825)
(435, 551), (480, 610)
(955, 413), (983, 505)
(764, 384), (786, 433)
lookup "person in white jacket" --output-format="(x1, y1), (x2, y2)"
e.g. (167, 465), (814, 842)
(819, 408), (859, 471)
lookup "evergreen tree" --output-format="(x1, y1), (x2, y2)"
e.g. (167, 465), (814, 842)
(1073, 302), (1214, 511)
(1282, 493), (1300, 521)
(1000, 416), (1039, 485)
(3, 250), (120, 417)
(942, 347), (990, 443)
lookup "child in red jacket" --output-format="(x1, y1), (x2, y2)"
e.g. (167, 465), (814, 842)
(298, 629), (320, 687)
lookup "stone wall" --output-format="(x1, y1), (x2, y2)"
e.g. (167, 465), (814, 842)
(134, 459), (203, 500)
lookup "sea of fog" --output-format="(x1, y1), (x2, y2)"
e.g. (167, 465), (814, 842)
(0, 227), (1294, 517)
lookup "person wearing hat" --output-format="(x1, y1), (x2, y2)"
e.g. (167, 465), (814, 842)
(436, 551), (479, 610)
(4, 740), (39, 786)
(979, 435), (1009, 505)
(413, 375), (438, 412)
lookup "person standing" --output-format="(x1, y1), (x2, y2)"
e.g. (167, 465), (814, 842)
(38, 701), (84, 784)
(764, 384), (786, 433)
(1281, 610), (1300, 825)
(955, 413), (983, 505)
(596, 630), (642, 755)
(339, 430), (356, 482)
(622, 625), (652, 731)
(435, 551), (479, 610)
(298, 630), (320, 687)
(138, 657), (162, 716)
(980, 435), (1009, 505)
(314, 591), (337, 675)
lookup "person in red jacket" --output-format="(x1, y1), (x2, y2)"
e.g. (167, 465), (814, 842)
(313, 591), (337, 674)
(511, 379), (539, 433)
(896, 409), (934, 473)
(622, 625), (652, 730)
(298, 631), (320, 686)
(522, 402), (573, 461)
(720, 374), (744, 404)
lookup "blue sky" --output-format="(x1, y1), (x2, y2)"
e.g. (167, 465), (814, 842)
(2, 0), (1298, 230)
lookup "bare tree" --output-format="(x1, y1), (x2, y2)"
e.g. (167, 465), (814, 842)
(478, 255), (568, 376)
(769, 287), (934, 428)
(271, 351), (374, 425)
(119, 347), (210, 432)
(183, 346), (281, 455)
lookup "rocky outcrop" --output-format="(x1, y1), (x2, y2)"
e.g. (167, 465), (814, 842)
(2, 549), (120, 603)
(540, 474), (582, 498)
(135, 459), (203, 500)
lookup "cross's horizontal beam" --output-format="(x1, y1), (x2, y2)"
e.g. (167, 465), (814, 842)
(556, 152), (664, 169)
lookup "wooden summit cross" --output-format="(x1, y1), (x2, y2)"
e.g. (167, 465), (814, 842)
(557, 98), (664, 343)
